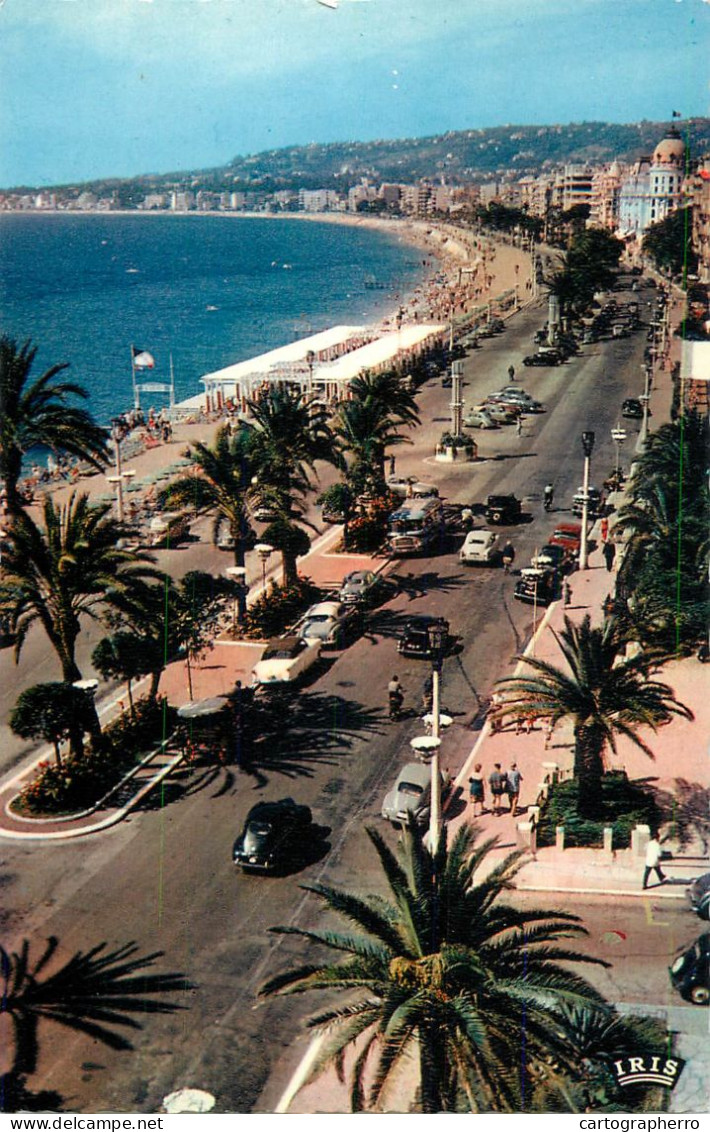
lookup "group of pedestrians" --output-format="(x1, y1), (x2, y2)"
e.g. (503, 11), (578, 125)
(468, 761), (523, 818)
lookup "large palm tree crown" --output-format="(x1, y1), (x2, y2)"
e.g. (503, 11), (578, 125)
(159, 426), (253, 564)
(246, 387), (339, 503)
(0, 336), (108, 513)
(496, 615), (692, 814)
(261, 825), (611, 1113)
(0, 493), (159, 682)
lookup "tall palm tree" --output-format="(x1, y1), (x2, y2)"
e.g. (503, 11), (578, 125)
(261, 825), (613, 1113)
(158, 425), (253, 566)
(334, 398), (412, 494)
(245, 388), (340, 582)
(0, 493), (160, 685)
(496, 615), (692, 817)
(0, 336), (108, 516)
(0, 936), (188, 1111)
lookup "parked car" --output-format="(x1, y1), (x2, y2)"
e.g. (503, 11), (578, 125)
(463, 409), (498, 430)
(251, 635), (322, 687)
(398, 614), (450, 659)
(381, 761), (450, 828)
(531, 544), (571, 572)
(571, 486), (604, 518)
(339, 569), (382, 606)
(480, 401), (520, 424)
(147, 511), (191, 548)
(687, 872), (710, 921)
(295, 600), (359, 648)
(548, 522), (583, 558)
(669, 934), (710, 1005)
(489, 390), (544, 413)
(232, 798), (313, 872)
(523, 351), (562, 367)
(387, 477), (439, 499)
(485, 494), (522, 525)
(622, 398), (644, 419)
(460, 528), (499, 565)
(514, 566), (559, 606)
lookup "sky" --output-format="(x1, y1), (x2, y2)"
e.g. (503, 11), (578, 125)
(1, 0), (708, 189)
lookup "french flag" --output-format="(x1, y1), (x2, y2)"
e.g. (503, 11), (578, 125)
(132, 347), (155, 369)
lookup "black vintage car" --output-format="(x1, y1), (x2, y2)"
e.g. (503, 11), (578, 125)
(398, 614), (450, 659)
(669, 934), (710, 1005)
(523, 351), (562, 367)
(514, 567), (559, 606)
(485, 493), (522, 525)
(232, 798), (313, 872)
(688, 872), (710, 921)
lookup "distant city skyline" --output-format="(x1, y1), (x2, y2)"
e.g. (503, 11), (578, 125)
(2, 0), (709, 189)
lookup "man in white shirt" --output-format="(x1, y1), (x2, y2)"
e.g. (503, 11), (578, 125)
(642, 835), (666, 889)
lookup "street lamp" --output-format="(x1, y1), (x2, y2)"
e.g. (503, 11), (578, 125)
(225, 565), (248, 630)
(578, 430), (595, 571)
(254, 543), (274, 592)
(106, 469), (136, 524)
(425, 619), (448, 853)
(639, 363), (652, 446)
(450, 360), (464, 436)
(610, 425), (627, 483)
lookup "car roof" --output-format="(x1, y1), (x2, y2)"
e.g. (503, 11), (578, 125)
(405, 614), (447, 627)
(246, 798), (298, 819)
(553, 523), (582, 534)
(306, 601), (343, 617)
(265, 635), (302, 650)
(465, 528), (494, 541)
(342, 570), (373, 583)
(396, 762), (431, 787)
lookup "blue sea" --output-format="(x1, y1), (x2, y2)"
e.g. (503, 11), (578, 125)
(0, 213), (427, 425)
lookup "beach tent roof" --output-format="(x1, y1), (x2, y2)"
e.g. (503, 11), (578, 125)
(200, 326), (369, 388)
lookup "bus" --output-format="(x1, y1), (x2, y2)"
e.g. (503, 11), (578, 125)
(387, 497), (445, 557)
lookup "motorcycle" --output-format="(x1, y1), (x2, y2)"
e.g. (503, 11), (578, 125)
(388, 689), (404, 720)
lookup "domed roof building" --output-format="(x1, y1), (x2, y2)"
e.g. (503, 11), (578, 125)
(618, 126), (688, 238)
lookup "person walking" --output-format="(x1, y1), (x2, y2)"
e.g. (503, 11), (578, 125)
(489, 764), (506, 815)
(501, 542), (515, 573)
(600, 516), (609, 543)
(507, 364), (515, 382)
(603, 541), (616, 572)
(516, 416), (524, 437)
(507, 763), (523, 816)
(389, 454), (396, 476)
(642, 834), (666, 889)
(468, 764), (485, 818)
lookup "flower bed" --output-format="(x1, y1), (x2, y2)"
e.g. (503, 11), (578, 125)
(536, 772), (662, 850)
(240, 577), (321, 640)
(13, 697), (177, 817)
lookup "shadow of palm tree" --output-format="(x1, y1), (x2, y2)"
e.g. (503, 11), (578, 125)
(243, 691), (384, 784)
(0, 937), (191, 1113)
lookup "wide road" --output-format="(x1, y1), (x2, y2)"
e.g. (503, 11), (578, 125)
(0, 283), (667, 1113)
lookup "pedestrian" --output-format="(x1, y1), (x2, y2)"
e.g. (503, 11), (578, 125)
(516, 416), (524, 437)
(508, 364), (515, 382)
(642, 834), (666, 889)
(461, 506), (474, 531)
(468, 764), (485, 818)
(564, 581), (572, 606)
(501, 542), (515, 573)
(389, 455), (396, 476)
(600, 516), (609, 543)
(489, 763), (506, 814)
(603, 541), (616, 572)
(507, 763), (523, 816)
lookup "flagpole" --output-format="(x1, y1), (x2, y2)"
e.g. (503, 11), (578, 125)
(130, 345), (138, 410)
(169, 354), (175, 409)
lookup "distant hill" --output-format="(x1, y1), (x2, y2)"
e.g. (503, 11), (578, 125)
(12, 118), (710, 197)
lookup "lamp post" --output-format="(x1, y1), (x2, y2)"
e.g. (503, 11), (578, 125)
(610, 425), (626, 483)
(225, 565), (248, 630)
(450, 360), (464, 436)
(254, 543), (274, 592)
(425, 619), (447, 854)
(306, 350), (315, 399)
(639, 363), (652, 446)
(578, 430), (595, 571)
(106, 469), (136, 524)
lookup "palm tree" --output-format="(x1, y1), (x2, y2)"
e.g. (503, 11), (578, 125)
(245, 388), (340, 582)
(495, 615), (692, 817)
(335, 398), (413, 495)
(0, 336), (108, 516)
(0, 493), (160, 686)
(158, 425), (254, 565)
(261, 824), (613, 1113)
(0, 936), (188, 1111)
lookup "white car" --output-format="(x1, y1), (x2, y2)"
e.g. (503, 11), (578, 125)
(387, 477), (439, 499)
(479, 401), (520, 424)
(463, 409), (498, 430)
(251, 635), (321, 687)
(294, 601), (357, 648)
(381, 761), (450, 827)
(459, 528), (499, 565)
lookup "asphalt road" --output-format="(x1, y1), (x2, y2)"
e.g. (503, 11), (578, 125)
(0, 284), (672, 1114)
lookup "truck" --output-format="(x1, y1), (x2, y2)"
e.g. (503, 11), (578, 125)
(387, 497), (445, 557)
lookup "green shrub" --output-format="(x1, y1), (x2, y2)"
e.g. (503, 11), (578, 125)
(537, 773), (662, 849)
(241, 577), (320, 640)
(15, 696), (177, 816)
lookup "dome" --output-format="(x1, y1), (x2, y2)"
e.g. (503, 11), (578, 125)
(653, 127), (686, 167)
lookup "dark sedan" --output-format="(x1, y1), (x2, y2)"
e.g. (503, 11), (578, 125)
(523, 351), (562, 367)
(622, 398), (644, 419)
(232, 798), (313, 872)
(688, 872), (710, 921)
(398, 614), (450, 659)
(669, 934), (710, 1005)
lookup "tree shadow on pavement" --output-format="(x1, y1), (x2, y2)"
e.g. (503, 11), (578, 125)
(240, 690), (384, 787)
